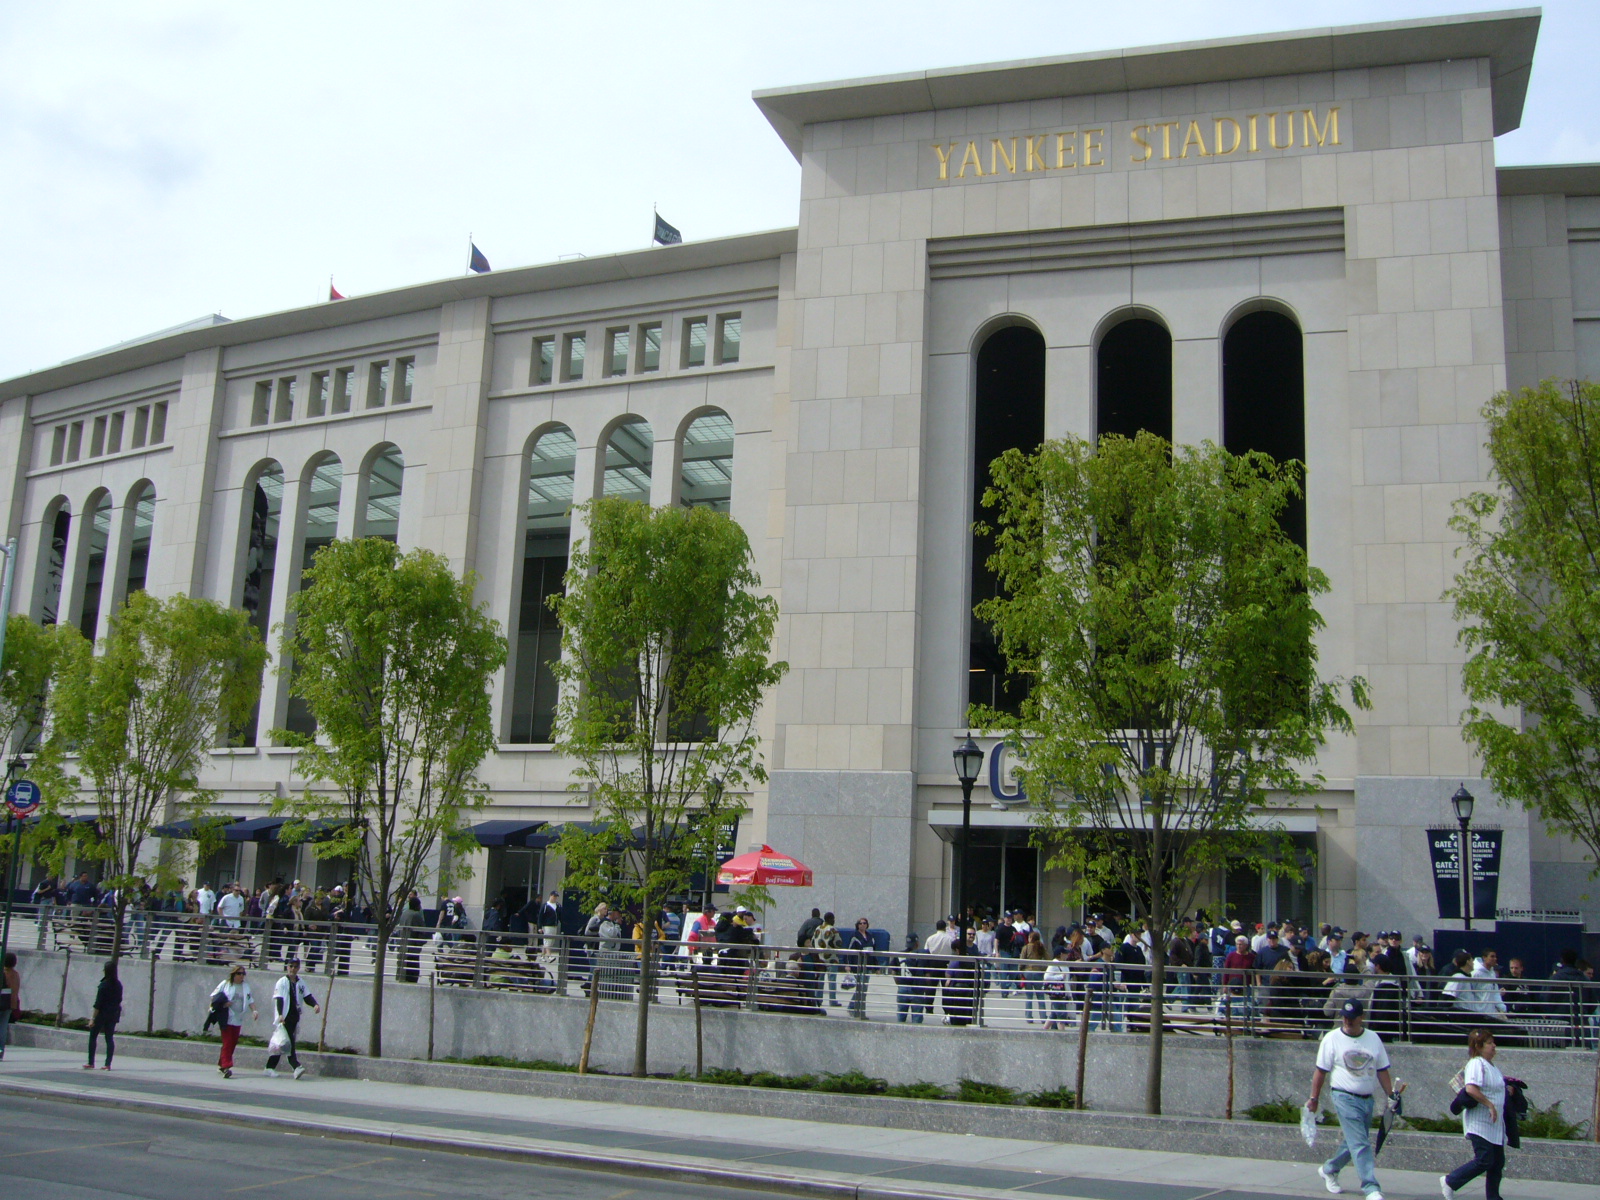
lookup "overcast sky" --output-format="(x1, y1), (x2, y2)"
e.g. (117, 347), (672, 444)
(1, 2), (1595, 382)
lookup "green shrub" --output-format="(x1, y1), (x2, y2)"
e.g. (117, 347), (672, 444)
(956, 1079), (1018, 1105)
(1520, 1102), (1590, 1141)
(1400, 1113), (1458, 1134)
(698, 1067), (752, 1086)
(1026, 1086), (1079, 1109)
(440, 1054), (575, 1073)
(886, 1081), (949, 1100)
(816, 1070), (887, 1095)
(1245, 1098), (1326, 1125)
(749, 1071), (818, 1090)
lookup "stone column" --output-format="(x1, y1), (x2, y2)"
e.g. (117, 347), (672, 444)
(150, 347), (227, 599)
(418, 298), (493, 576)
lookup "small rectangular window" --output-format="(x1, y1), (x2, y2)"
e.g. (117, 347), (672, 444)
(638, 323), (662, 372)
(532, 337), (556, 385)
(66, 421), (83, 462)
(562, 333), (586, 382)
(606, 328), (630, 377)
(274, 377), (297, 422)
(252, 381), (272, 426)
(131, 407), (149, 448)
(717, 314), (741, 364)
(107, 412), (124, 455)
(150, 402), (167, 444)
(308, 371), (330, 418)
(397, 357), (415, 404)
(50, 426), (66, 466)
(90, 416), (106, 458)
(333, 367), (354, 414)
(368, 361), (390, 408)
(683, 318), (708, 368)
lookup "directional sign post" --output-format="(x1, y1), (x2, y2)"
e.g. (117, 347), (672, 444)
(0, 777), (38, 992)
(4, 779), (39, 819)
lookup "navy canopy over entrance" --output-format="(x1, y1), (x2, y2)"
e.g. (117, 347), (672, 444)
(469, 820), (546, 847)
(153, 816), (243, 839)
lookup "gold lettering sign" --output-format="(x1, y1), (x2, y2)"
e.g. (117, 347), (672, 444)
(927, 106), (1341, 180)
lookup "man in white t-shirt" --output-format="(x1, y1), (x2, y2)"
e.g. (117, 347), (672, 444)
(196, 883), (216, 915)
(1307, 998), (1396, 1200)
(216, 884), (246, 929)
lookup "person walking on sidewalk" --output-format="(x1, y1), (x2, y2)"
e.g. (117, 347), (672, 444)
(1441, 1028), (1512, 1200)
(0, 952), (19, 1060)
(84, 961), (122, 1071)
(264, 957), (320, 1080)
(211, 964), (260, 1078)
(1307, 997), (1396, 1200)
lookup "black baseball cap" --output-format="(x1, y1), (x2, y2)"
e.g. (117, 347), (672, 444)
(1340, 998), (1366, 1019)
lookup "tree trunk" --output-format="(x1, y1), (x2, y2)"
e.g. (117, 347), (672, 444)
(633, 909), (652, 1078)
(111, 894), (126, 965)
(578, 969), (601, 1074)
(1224, 999), (1235, 1120)
(1145, 896), (1166, 1116)
(691, 964), (703, 1078)
(368, 917), (390, 1057)
(1075, 977), (1092, 1109)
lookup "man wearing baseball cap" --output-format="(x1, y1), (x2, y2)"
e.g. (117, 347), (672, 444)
(1307, 997), (1397, 1199)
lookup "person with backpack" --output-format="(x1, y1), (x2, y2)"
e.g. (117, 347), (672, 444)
(0, 952), (19, 1060)
(84, 961), (122, 1070)
(264, 957), (320, 1079)
(209, 964), (260, 1078)
(811, 912), (843, 1007)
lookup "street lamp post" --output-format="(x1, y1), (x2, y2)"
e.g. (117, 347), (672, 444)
(1452, 784), (1476, 930)
(952, 736), (984, 952)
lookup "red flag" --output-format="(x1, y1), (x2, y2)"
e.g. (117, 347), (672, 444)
(329, 278), (346, 301)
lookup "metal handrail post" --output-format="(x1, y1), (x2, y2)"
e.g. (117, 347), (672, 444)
(471, 928), (488, 989)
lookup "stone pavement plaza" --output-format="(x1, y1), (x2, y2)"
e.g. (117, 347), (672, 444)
(1, 1045), (1595, 1200)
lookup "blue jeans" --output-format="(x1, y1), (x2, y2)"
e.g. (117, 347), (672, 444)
(1324, 1090), (1380, 1195)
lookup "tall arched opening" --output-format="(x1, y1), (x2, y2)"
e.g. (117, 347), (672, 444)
(1096, 316), (1172, 444)
(678, 410), (733, 511)
(969, 324), (1045, 717)
(1223, 309), (1306, 548)
(78, 494), (112, 641)
(284, 455), (342, 737)
(510, 426), (576, 744)
(236, 463), (283, 745)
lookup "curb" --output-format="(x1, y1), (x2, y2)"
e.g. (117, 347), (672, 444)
(0, 1074), (988, 1200)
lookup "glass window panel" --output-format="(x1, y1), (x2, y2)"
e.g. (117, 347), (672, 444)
(607, 328), (629, 376)
(237, 464), (283, 745)
(39, 506), (71, 625)
(107, 412), (124, 454)
(563, 333), (586, 382)
(123, 483), (155, 598)
(639, 323), (662, 372)
(684, 319), (707, 368)
(151, 402), (167, 444)
(67, 422), (82, 462)
(363, 447), (404, 542)
(368, 362), (390, 408)
(512, 425), (576, 744)
(252, 383), (271, 426)
(679, 411), (733, 512)
(602, 418), (653, 503)
(526, 426), (577, 534)
(397, 358), (415, 404)
(309, 372), (330, 418)
(89, 417), (106, 458)
(333, 368), (354, 413)
(50, 427), (65, 466)
(78, 495), (112, 641)
(718, 315), (741, 364)
(533, 337), (555, 385)
(274, 378), (296, 423)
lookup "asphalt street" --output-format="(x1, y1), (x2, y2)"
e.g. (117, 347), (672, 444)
(0, 1094), (798, 1200)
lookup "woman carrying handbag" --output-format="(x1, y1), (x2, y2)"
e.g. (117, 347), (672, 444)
(1441, 1027), (1510, 1200)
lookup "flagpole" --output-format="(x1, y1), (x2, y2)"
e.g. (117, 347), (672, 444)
(467, 232), (472, 276)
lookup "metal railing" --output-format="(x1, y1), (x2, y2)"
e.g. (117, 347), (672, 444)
(14, 904), (1599, 1050)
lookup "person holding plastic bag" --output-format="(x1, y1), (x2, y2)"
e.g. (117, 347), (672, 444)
(264, 957), (320, 1080)
(1306, 997), (1397, 1200)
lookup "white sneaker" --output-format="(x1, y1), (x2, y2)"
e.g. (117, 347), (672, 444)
(263, 1067), (278, 1077)
(292, 1066), (305, 1080)
(1440, 1181), (1456, 1199)
(1368, 1192), (1384, 1200)
(1318, 1165), (1343, 1194)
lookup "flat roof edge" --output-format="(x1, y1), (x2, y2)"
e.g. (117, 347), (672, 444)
(1496, 162), (1600, 196)
(753, 9), (1542, 160)
(0, 228), (799, 401)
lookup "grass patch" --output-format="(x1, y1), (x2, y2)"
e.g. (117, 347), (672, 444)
(885, 1081), (950, 1100)
(440, 1054), (576, 1073)
(815, 1070), (887, 1095)
(956, 1079), (1019, 1106)
(1026, 1086), (1079, 1109)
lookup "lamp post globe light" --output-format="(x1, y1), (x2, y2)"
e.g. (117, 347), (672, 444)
(953, 735), (984, 952)
(1452, 784), (1475, 930)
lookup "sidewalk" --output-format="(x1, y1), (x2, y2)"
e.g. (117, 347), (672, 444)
(1, 1042), (1595, 1200)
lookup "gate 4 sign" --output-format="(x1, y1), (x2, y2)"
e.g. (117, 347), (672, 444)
(1424, 826), (1503, 921)
(4, 779), (40, 818)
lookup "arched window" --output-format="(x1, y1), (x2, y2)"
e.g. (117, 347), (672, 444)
(601, 417), (652, 503)
(678, 411), (733, 511)
(1223, 309), (1306, 547)
(122, 482), (155, 598)
(362, 446), (404, 542)
(78, 494), (112, 641)
(236, 463), (283, 745)
(970, 325), (1045, 716)
(1096, 317), (1172, 444)
(285, 456), (342, 737)
(510, 426), (575, 744)
(36, 501), (71, 626)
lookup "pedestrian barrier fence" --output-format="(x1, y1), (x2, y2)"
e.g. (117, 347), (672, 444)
(16, 904), (1599, 1050)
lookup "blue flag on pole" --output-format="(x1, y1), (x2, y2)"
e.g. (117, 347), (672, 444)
(469, 243), (491, 273)
(653, 214), (682, 246)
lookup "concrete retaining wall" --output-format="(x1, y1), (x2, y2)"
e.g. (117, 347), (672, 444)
(16, 947), (1599, 1124)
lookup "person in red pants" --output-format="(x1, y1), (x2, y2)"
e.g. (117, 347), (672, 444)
(210, 964), (259, 1078)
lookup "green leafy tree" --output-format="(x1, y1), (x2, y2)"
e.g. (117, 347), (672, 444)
(1448, 379), (1600, 877)
(49, 592), (265, 960)
(274, 538), (506, 1057)
(553, 497), (786, 1077)
(0, 614), (76, 920)
(974, 432), (1367, 1115)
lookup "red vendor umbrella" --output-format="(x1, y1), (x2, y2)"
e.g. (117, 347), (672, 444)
(716, 845), (813, 887)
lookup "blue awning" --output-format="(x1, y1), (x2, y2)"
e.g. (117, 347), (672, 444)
(154, 816), (243, 839)
(524, 821), (628, 849)
(224, 816), (289, 843)
(470, 820), (546, 848)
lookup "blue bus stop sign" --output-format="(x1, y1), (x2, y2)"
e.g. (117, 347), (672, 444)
(4, 779), (40, 819)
